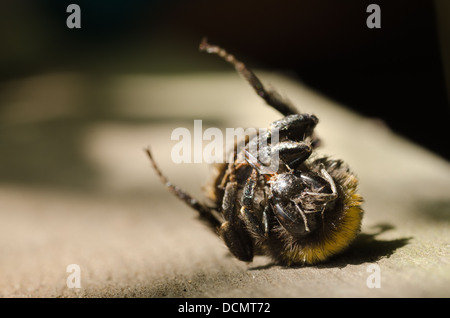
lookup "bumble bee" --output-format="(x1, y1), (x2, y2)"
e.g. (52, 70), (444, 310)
(146, 38), (364, 266)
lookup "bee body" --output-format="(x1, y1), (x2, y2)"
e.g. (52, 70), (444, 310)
(147, 39), (364, 266)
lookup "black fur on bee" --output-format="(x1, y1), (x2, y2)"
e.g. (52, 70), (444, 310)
(146, 38), (363, 266)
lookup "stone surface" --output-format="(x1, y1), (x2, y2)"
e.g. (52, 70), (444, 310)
(0, 72), (449, 297)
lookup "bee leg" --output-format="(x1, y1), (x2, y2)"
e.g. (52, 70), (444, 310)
(240, 169), (265, 238)
(199, 37), (298, 117)
(269, 114), (319, 142)
(247, 115), (319, 172)
(219, 222), (254, 262)
(319, 168), (338, 198)
(272, 140), (313, 170)
(301, 168), (338, 201)
(219, 161), (254, 262)
(261, 204), (270, 236)
(145, 148), (221, 229)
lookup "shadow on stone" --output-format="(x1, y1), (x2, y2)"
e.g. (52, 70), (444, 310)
(317, 223), (412, 268)
(249, 223), (411, 270)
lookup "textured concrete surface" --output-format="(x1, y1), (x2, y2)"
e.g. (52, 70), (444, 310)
(0, 72), (449, 297)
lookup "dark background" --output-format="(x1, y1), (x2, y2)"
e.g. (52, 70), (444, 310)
(1, 0), (449, 159)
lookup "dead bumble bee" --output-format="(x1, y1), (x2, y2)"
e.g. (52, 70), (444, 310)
(146, 38), (364, 266)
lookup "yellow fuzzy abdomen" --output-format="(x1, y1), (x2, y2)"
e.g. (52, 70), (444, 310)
(281, 190), (364, 265)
